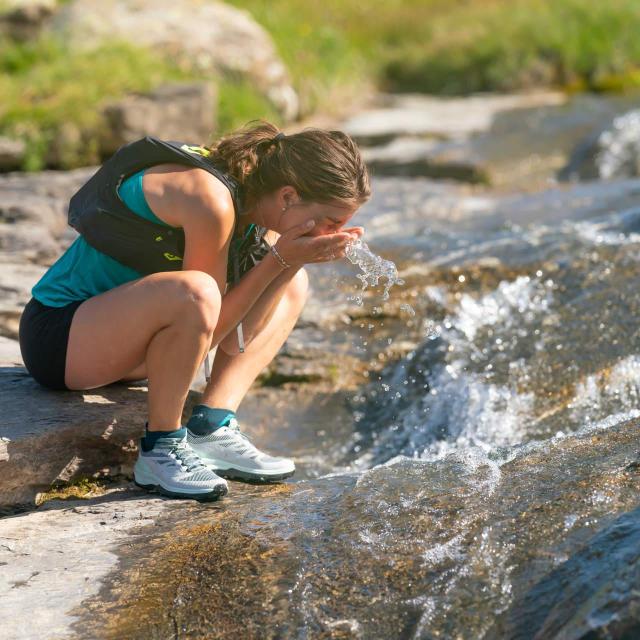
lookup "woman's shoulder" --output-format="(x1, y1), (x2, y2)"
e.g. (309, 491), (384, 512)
(142, 163), (236, 229)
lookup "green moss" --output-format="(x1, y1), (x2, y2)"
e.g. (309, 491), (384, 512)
(258, 369), (323, 387)
(36, 475), (112, 506)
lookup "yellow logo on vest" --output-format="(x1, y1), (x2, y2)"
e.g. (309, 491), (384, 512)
(163, 252), (183, 261)
(180, 144), (211, 158)
(155, 236), (163, 242)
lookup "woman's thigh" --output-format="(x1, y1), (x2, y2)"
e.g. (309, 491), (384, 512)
(64, 270), (220, 390)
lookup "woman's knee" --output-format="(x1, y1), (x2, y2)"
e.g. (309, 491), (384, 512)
(169, 271), (222, 332)
(285, 267), (309, 313)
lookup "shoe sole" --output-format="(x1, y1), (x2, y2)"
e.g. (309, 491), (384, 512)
(134, 480), (227, 502)
(212, 467), (295, 483)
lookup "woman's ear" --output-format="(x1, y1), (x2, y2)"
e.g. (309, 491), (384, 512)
(280, 185), (300, 209)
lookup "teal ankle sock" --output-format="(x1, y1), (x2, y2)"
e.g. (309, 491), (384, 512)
(187, 405), (236, 435)
(141, 423), (186, 452)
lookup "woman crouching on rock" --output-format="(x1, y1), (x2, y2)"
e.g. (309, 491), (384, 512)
(18, 121), (370, 501)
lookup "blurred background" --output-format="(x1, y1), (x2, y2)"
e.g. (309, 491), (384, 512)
(2, 0), (640, 171)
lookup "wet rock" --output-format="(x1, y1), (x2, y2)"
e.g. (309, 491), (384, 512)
(503, 505), (640, 639)
(71, 418), (640, 640)
(560, 109), (640, 182)
(99, 82), (217, 156)
(342, 92), (566, 146)
(362, 136), (491, 183)
(557, 128), (603, 182)
(0, 136), (26, 172)
(50, 0), (299, 120)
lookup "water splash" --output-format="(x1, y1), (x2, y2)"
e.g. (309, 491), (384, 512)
(596, 109), (640, 179)
(344, 238), (406, 306)
(346, 275), (556, 468)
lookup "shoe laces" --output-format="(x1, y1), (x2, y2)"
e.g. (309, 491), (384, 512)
(163, 438), (208, 473)
(226, 417), (255, 444)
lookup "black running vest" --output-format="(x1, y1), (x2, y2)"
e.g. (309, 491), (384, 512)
(67, 136), (268, 281)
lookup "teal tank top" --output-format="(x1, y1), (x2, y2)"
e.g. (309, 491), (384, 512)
(32, 168), (178, 307)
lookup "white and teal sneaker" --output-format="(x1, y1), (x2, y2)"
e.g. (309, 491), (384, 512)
(134, 432), (228, 501)
(187, 418), (295, 482)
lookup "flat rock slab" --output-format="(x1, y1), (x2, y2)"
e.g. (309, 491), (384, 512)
(348, 92), (640, 186)
(342, 92), (566, 145)
(362, 136), (491, 183)
(0, 337), (21, 365)
(0, 490), (175, 640)
(0, 366), (154, 506)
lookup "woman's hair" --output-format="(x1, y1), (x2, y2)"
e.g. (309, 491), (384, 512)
(206, 120), (371, 209)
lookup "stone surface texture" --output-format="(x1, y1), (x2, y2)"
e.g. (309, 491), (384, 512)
(50, 0), (299, 120)
(0, 493), (174, 640)
(0, 368), (147, 506)
(0, 168), (92, 339)
(342, 92), (566, 145)
(100, 82), (217, 155)
(344, 92), (640, 186)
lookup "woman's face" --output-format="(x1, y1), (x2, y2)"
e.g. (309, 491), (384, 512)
(280, 200), (360, 237)
(256, 186), (363, 239)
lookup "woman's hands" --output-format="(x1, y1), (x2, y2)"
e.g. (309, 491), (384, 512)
(273, 221), (364, 267)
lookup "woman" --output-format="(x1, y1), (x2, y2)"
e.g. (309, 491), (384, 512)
(18, 120), (370, 501)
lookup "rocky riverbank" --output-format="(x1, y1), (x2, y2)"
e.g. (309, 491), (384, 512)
(3, 91), (640, 638)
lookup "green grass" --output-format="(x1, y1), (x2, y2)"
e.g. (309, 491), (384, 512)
(0, 37), (191, 169)
(380, 0), (640, 94)
(4, 0), (640, 170)
(229, 0), (640, 95)
(0, 35), (284, 170)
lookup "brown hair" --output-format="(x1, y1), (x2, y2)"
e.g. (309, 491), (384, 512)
(207, 120), (370, 210)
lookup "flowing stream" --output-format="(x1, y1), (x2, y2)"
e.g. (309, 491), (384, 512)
(79, 107), (640, 640)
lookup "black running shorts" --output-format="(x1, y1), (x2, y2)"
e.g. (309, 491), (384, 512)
(18, 297), (86, 391)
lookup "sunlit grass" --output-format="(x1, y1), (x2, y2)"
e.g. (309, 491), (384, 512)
(0, 35), (280, 169)
(228, 0), (640, 94)
(3, 0), (640, 169)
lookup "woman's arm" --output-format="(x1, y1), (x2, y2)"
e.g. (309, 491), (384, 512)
(147, 167), (288, 347)
(156, 168), (355, 350)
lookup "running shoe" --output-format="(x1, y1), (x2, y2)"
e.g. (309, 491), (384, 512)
(134, 433), (228, 501)
(187, 417), (295, 481)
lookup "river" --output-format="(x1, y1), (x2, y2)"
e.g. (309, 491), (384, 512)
(74, 107), (640, 637)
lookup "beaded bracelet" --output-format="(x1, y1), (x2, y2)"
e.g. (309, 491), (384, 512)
(270, 244), (291, 269)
